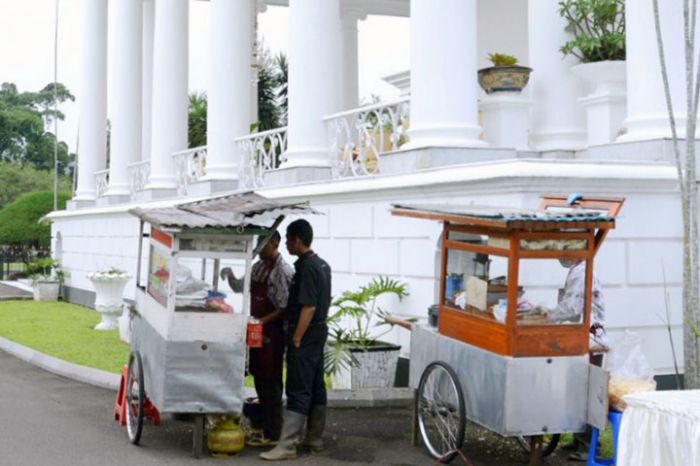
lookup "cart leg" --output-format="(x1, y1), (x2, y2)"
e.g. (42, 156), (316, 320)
(192, 414), (205, 459)
(528, 435), (544, 466)
(411, 389), (420, 447)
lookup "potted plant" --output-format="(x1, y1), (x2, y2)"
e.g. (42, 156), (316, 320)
(562, 0), (626, 144)
(325, 276), (410, 389)
(87, 267), (131, 332)
(27, 257), (64, 301)
(478, 53), (532, 94)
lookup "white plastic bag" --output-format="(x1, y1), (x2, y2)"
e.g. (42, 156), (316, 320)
(606, 331), (656, 410)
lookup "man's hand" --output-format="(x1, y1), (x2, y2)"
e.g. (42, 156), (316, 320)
(220, 267), (235, 281)
(292, 335), (302, 348)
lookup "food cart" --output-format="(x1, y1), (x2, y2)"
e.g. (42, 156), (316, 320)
(391, 195), (624, 465)
(118, 193), (313, 457)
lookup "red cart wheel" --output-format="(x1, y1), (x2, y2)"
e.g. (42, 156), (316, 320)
(126, 351), (145, 445)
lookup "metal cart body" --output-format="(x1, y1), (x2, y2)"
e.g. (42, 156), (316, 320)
(410, 325), (603, 437)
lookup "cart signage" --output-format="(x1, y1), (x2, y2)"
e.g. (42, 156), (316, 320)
(147, 245), (169, 307)
(151, 228), (173, 248)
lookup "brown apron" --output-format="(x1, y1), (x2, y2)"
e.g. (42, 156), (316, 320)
(248, 259), (285, 380)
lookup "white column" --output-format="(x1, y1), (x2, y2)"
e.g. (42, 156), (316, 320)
(146, 0), (188, 194)
(404, 0), (485, 149)
(341, 8), (366, 110)
(204, 0), (253, 182)
(250, 0), (264, 125)
(73, 0), (108, 203)
(283, 0), (341, 168)
(141, 0), (155, 162)
(528, 0), (586, 151)
(618, 0), (690, 142)
(106, 0), (142, 199)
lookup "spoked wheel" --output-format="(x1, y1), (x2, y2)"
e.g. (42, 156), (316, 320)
(125, 351), (145, 445)
(515, 434), (561, 457)
(416, 361), (466, 463)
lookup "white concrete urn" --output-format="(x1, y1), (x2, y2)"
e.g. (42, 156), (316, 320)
(571, 60), (627, 146)
(87, 270), (131, 331)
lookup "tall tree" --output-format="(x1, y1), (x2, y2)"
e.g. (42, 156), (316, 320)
(653, 0), (700, 388)
(0, 82), (74, 174)
(188, 92), (207, 148)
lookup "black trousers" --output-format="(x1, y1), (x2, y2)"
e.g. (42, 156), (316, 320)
(253, 376), (283, 440)
(285, 324), (328, 415)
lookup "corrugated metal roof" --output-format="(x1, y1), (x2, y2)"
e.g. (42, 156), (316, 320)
(392, 204), (614, 223)
(129, 192), (316, 229)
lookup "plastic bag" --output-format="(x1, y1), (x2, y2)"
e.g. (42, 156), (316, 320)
(175, 265), (210, 295)
(606, 331), (656, 411)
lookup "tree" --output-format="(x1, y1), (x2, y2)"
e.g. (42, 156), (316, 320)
(0, 191), (70, 249)
(0, 162), (71, 210)
(653, 0), (700, 388)
(0, 82), (75, 174)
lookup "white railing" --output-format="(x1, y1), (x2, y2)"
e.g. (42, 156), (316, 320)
(173, 146), (208, 196)
(324, 97), (410, 178)
(128, 160), (150, 200)
(95, 169), (109, 197)
(236, 127), (288, 189)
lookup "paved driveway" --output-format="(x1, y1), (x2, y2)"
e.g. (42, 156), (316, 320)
(0, 350), (580, 465)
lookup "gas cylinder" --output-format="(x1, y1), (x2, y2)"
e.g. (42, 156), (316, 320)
(207, 417), (245, 457)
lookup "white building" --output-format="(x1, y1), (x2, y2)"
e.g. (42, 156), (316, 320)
(50, 0), (693, 384)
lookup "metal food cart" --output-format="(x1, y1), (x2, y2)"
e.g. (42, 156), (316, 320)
(118, 193), (313, 457)
(391, 195), (624, 465)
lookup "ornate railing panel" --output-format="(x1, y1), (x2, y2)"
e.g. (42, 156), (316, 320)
(95, 169), (109, 197)
(236, 127), (288, 189)
(128, 160), (150, 200)
(173, 146), (208, 196)
(324, 97), (410, 178)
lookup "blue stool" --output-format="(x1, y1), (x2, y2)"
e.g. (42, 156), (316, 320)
(587, 410), (623, 466)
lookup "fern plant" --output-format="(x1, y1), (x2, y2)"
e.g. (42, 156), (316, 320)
(324, 276), (410, 375)
(559, 0), (625, 62)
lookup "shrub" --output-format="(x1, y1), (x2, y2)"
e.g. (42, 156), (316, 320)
(0, 162), (72, 210)
(0, 190), (69, 248)
(559, 0), (626, 62)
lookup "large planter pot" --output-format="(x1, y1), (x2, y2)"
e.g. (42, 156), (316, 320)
(88, 273), (131, 331)
(32, 281), (60, 301)
(330, 341), (401, 389)
(571, 60), (626, 145)
(478, 65), (532, 94)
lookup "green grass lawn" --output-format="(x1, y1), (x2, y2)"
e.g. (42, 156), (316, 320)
(0, 300), (129, 373)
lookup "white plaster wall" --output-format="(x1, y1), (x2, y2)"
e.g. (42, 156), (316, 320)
(51, 161), (684, 375)
(477, 0), (529, 70)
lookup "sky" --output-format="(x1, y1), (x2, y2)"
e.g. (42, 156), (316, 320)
(0, 0), (410, 152)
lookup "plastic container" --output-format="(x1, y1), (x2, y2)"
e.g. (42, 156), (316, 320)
(247, 318), (263, 348)
(428, 304), (439, 327)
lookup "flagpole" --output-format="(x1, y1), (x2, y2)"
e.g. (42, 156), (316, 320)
(53, 0), (60, 211)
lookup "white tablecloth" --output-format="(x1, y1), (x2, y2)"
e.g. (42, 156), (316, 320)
(617, 390), (700, 466)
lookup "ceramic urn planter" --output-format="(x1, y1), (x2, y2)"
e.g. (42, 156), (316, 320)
(87, 271), (131, 331)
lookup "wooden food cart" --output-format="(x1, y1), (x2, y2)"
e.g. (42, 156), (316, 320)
(119, 193), (313, 457)
(391, 195), (624, 465)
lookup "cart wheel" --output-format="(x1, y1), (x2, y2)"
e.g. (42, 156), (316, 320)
(416, 361), (466, 463)
(126, 351), (145, 445)
(515, 434), (561, 457)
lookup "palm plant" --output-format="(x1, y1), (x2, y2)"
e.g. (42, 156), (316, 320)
(324, 276), (410, 376)
(188, 92), (207, 148)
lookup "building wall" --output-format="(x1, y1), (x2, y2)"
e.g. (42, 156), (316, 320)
(51, 160), (684, 376)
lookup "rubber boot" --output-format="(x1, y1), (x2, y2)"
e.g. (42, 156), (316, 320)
(301, 405), (326, 452)
(259, 410), (306, 461)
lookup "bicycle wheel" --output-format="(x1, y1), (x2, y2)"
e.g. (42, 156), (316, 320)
(125, 351), (145, 445)
(416, 361), (466, 463)
(515, 434), (561, 457)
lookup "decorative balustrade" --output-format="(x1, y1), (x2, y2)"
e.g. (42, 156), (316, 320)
(95, 169), (109, 197)
(173, 146), (208, 196)
(236, 127), (288, 189)
(128, 160), (150, 200)
(324, 97), (410, 178)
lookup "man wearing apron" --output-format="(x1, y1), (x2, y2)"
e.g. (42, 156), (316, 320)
(221, 231), (293, 447)
(261, 219), (331, 461)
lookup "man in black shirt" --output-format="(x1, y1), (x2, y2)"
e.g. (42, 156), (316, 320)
(261, 219), (331, 461)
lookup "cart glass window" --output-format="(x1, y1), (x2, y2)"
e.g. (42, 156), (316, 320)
(515, 258), (592, 326)
(443, 241), (509, 324)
